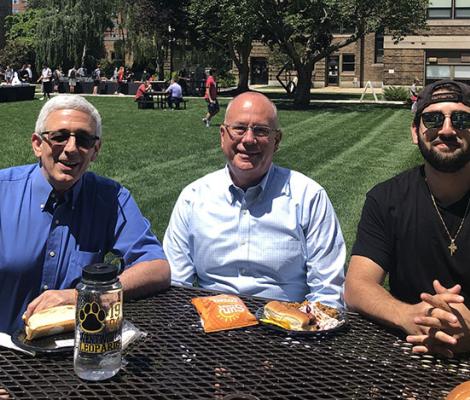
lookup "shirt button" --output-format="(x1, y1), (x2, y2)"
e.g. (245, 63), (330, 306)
(40, 204), (45, 209)
(49, 251), (56, 257)
(55, 219), (60, 224)
(43, 285), (48, 291)
(242, 210), (248, 215)
(240, 240), (246, 246)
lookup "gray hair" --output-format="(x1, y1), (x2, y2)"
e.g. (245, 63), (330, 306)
(35, 95), (102, 137)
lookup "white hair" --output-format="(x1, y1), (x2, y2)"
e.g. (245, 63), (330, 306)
(35, 95), (102, 137)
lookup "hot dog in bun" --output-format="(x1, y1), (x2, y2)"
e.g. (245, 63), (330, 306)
(23, 305), (76, 340)
(263, 301), (311, 331)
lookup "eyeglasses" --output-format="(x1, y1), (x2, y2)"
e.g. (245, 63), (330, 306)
(39, 130), (100, 149)
(223, 124), (279, 138)
(421, 111), (470, 130)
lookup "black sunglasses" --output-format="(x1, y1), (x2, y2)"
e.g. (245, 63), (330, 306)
(39, 130), (100, 149)
(421, 111), (470, 130)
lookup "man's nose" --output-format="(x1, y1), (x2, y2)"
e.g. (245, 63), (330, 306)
(63, 135), (79, 152)
(241, 127), (257, 143)
(439, 115), (456, 135)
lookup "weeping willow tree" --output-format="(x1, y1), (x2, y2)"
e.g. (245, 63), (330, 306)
(121, 0), (189, 79)
(34, 0), (114, 69)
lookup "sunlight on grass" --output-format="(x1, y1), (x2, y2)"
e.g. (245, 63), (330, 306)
(0, 96), (420, 260)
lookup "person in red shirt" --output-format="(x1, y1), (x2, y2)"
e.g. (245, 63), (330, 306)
(134, 80), (153, 108)
(202, 69), (219, 127)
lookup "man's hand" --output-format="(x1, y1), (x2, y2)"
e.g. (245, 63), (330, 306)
(0, 387), (10, 400)
(406, 280), (468, 357)
(24, 289), (76, 322)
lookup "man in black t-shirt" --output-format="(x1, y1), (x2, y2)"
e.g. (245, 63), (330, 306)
(345, 80), (470, 357)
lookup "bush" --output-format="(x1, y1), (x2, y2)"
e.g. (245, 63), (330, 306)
(217, 72), (236, 88)
(383, 86), (409, 101)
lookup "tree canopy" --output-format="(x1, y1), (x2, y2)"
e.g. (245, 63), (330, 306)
(258, 0), (429, 106)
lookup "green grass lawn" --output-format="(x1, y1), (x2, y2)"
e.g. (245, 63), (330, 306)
(0, 96), (421, 259)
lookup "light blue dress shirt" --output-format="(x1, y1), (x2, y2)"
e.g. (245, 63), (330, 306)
(0, 163), (166, 334)
(163, 164), (345, 308)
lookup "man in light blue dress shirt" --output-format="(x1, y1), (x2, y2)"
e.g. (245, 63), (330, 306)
(0, 95), (170, 335)
(164, 92), (345, 308)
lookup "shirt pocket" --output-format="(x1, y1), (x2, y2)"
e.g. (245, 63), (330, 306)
(255, 239), (305, 280)
(59, 250), (102, 289)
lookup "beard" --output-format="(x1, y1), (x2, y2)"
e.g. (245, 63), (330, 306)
(418, 133), (470, 173)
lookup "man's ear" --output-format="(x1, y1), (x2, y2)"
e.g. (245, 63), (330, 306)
(220, 124), (226, 149)
(274, 130), (282, 152)
(411, 121), (419, 145)
(31, 133), (42, 157)
(90, 139), (102, 162)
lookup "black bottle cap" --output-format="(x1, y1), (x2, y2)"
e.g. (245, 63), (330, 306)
(82, 263), (119, 283)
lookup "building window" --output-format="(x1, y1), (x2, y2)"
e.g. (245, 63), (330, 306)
(374, 30), (384, 64)
(342, 54), (355, 72)
(428, 0), (470, 18)
(455, 0), (470, 17)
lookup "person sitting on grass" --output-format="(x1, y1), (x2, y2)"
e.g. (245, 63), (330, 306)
(345, 79), (470, 358)
(0, 94), (170, 336)
(164, 91), (345, 308)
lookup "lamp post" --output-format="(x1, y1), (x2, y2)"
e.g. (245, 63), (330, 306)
(168, 24), (174, 76)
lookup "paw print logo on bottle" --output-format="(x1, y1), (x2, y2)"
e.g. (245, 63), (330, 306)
(79, 301), (106, 333)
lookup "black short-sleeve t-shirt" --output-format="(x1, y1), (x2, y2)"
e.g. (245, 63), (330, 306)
(352, 165), (470, 305)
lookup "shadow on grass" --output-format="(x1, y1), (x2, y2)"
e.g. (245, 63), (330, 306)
(218, 89), (406, 112)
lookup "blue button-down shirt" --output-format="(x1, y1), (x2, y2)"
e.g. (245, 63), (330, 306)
(163, 164), (346, 308)
(0, 164), (165, 334)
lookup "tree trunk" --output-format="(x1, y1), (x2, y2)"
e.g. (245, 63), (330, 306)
(81, 43), (87, 68)
(237, 62), (249, 92)
(293, 63), (314, 108)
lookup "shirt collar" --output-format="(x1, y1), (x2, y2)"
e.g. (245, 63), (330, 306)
(32, 163), (83, 211)
(224, 164), (274, 204)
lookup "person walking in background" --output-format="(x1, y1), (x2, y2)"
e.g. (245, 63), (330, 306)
(410, 78), (420, 113)
(5, 65), (13, 84)
(37, 64), (52, 100)
(92, 65), (101, 95)
(26, 64), (33, 82)
(202, 68), (219, 127)
(53, 66), (62, 93)
(68, 66), (77, 94)
(116, 66), (125, 95)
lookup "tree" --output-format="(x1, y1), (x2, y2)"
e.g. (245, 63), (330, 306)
(258, 0), (429, 107)
(123, 0), (189, 79)
(188, 0), (260, 92)
(0, 9), (43, 69)
(33, 0), (114, 69)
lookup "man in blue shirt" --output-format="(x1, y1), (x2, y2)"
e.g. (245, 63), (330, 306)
(0, 94), (170, 335)
(163, 92), (345, 308)
(165, 78), (183, 109)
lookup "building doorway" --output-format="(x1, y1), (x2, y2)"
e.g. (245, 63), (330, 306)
(251, 57), (268, 85)
(327, 55), (339, 86)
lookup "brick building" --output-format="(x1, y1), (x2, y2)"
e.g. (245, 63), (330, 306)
(245, 1), (470, 88)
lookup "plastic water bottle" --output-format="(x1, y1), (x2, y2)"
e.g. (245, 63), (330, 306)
(74, 263), (123, 381)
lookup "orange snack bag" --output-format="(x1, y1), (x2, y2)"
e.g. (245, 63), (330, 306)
(191, 294), (259, 333)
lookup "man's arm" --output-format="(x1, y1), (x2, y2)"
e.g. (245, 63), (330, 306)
(119, 259), (170, 299)
(345, 255), (431, 335)
(163, 186), (197, 287)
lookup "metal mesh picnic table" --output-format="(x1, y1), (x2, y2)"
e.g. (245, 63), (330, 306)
(1, 286), (470, 399)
